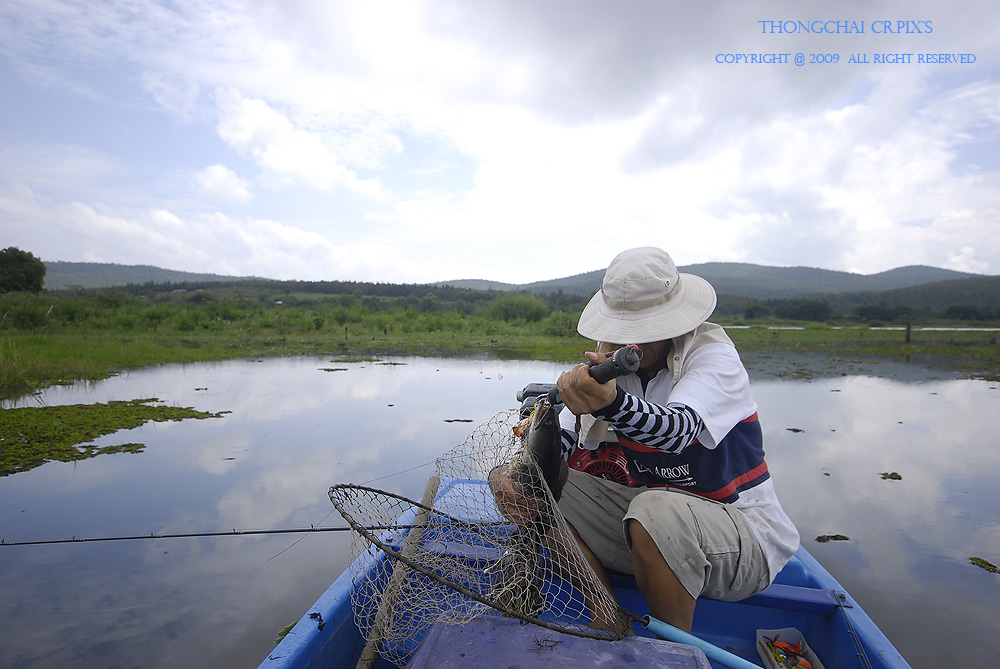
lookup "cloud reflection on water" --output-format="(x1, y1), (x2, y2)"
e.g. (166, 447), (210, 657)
(753, 374), (1000, 666)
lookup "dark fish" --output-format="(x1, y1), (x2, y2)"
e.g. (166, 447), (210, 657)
(510, 399), (569, 502)
(485, 397), (568, 614)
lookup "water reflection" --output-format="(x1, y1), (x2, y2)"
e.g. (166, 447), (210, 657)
(1, 355), (998, 668)
(752, 373), (1000, 667)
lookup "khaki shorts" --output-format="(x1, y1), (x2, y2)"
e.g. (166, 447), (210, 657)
(558, 469), (770, 601)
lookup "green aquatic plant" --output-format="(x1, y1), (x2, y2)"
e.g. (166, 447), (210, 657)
(274, 622), (296, 646)
(815, 534), (850, 543)
(0, 398), (226, 476)
(970, 557), (999, 574)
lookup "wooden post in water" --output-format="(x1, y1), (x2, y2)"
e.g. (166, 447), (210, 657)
(356, 474), (441, 669)
(905, 321), (911, 343)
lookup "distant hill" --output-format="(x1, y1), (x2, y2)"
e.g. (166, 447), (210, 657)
(44, 261), (257, 290)
(43, 260), (997, 317)
(679, 263), (977, 299)
(442, 270), (602, 295)
(440, 263), (981, 299)
(845, 275), (1000, 314)
(438, 279), (520, 292)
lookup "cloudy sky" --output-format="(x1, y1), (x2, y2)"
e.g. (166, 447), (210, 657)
(1, 0), (998, 284)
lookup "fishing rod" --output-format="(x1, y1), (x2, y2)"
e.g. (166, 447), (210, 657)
(0, 521), (504, 548)
(0, 526), (354, 547)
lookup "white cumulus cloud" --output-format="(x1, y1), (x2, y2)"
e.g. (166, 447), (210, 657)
(195, 164), (252, 204)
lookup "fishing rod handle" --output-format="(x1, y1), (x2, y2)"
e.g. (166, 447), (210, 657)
(545, 346), (641, 404)
(588, 346), (641, 384)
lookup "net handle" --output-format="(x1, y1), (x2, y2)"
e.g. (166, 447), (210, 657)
(356, 476), (441, 669)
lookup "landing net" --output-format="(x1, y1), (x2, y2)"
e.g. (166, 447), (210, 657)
(330, 410), (631, 668)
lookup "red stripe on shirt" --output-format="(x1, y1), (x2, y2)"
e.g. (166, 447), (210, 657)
(696, 461), (769, 501)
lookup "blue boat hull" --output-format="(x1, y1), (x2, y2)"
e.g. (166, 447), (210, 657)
(260, 478), (909, 668)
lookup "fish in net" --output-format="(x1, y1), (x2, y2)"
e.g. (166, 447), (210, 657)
(331, 408), (633, 668)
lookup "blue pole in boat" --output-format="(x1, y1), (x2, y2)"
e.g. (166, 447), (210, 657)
(643, 616), (762, 669)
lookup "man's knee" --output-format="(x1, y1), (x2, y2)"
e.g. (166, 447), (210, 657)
(626, 519), (662, 572)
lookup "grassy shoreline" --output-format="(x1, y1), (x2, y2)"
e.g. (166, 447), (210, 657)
(3, 324), (998, 397)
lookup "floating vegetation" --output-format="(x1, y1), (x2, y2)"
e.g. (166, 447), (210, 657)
(816, 534), (850, 543)
(0, 399), (226, 476)
(880, 472), (903, 480)
(773, 369), (815, 380)
(786, 427), (804, 433)
(970, 557), (999, 574)
(319, 367), (348, 372)
(443, 418), (474, 423)
(274, 622), (296, 645)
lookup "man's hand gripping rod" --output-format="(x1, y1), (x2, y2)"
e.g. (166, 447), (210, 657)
(516, 345), (642, 410)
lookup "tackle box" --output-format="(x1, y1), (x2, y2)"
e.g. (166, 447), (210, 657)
(757, 627), (827, 669)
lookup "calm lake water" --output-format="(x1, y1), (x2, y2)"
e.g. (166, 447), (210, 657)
(1, 354), (998, 668)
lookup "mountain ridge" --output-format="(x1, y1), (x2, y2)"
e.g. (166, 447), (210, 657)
(43, 261), (262, 290)
(42, 260), (999, 317)
(438, 263), (983, 299)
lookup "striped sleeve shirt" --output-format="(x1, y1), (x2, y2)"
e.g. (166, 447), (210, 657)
(593, 386), (704, 454)
(559, 386), (705, 458)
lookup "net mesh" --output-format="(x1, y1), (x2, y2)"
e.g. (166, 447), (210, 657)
(330, 409), (631, 667)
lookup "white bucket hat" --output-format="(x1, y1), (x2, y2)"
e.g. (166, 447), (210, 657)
(577, 247), (717, 344)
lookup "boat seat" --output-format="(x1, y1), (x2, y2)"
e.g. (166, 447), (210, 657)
(739, 553), (843, 615)
(741, 583), (842, 616)
(606, 566), (842, 617)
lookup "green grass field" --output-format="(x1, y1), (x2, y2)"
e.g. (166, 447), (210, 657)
(3, 289), (998, 394)
(3, 323), (998, 396)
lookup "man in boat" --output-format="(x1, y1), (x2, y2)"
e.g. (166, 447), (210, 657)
(498, 246), (799, 633)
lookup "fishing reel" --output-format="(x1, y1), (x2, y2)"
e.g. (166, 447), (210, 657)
(516, 383), (559, 417)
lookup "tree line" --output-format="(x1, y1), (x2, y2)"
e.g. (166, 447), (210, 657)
(3, 285), (994, 343)
(3, 246), (996, 332)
